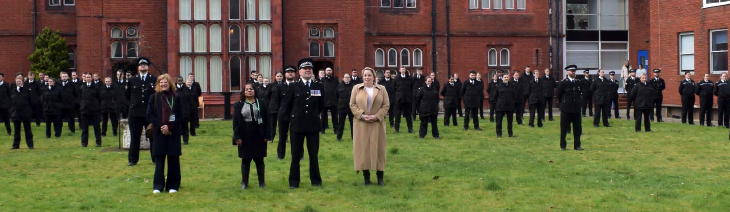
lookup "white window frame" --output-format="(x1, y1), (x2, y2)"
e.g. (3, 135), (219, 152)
(324, 28), (335, 38)
(482, 0), (491, 9)
(505, 0), (514, 10)
(488, 48), (498, 66)
(710, 29), (728, 73)
(64, 0), (75, 6)
(375, 48), (385, 67)
(126, 27), (138, 38)
(381, 0), (391, 8)
(679, 32), (695, 73)
(111, 42), (123, 59)
(406, 0), (416, 8)
(387, 48), (398, 67)
(516, 0), (525, 10)
(704, 0), (730, 8)
(111, 27), (123, 38)
(500, 48), (510, 66)
(469, 0), (478, 9)
(50, 0), (61, 6)
(413, 48), (423, 67)
(324, 41), (335, 57)
(400, 48), (410, 67)
(229, 0), (240, 20)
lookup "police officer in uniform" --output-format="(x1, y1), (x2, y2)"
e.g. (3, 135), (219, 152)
(79, 73), (102, 147)
(461, 70), (483, 131)
(580, 70), (594, 117)
(527, 69), (547, 128)
(100, 77), (119, 137)
(336, 73), (355, 141)
(543, 68), (557, 121)
(274, 66), (299, 160)
(116, 70), (130, 119)
(494, 73), (515, 137)
(57, 72), (78, 133)
(11, 76), (34, 149)
(696, 73), (715, 126)
(25, 71), (43, 127)
(393, 67), (414, 133)
(715, 72), (729, 128)
(648, 69), (666, 122)
(630, 75), (654, 132)
(127, 57), (157, 166)
(590, 70), (611, 127)
(608, 71), (620, 119)
(377, 70), (396, 127)
(281, 58), (325, 189)
(415, 77), (440, 139)
(624, 70), (638, 120)
(441, 76), (460, 126)
(512, 71), (526, 125)
(557, 65), (584, 151)
(679, 72), (696, 125)
(487, 71), (501, 123)
(0, 73), (11, 135)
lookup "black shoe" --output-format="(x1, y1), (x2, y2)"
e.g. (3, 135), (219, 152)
(444, 124), (449, 127)
(604, 124), (611, 127)
(408, 129), (414, 133)
(28, 147), (34, 149)
(320, 131), (325, 134)
(394, 129), (399, 133)
(474, 128), (482, 131)
(46, 136), (51, 139)
(582, 114), (586, 117)
(127, 162), (136, 166)
(300, 157), (304, 161)
(277, 157), (283, 160)
(708, 124), (715, 127)
(574, 147), (584, 151)
(419, 137), (425, 139)
(490, 119), (495, 123)
(290, 186), (298, 189)
(336, 138), (342, 141)
(241, 184), (248, 189)
(312, 184), (321, 187)
(11, 147), (19, 150)
(102, 133), (107, 137)
(509, 134), (515, 137)
(96, 144), (101, 147)
(434, 136), (442, 139)
(538, 125), (543, 128)
(184, 142), (189, 145)
(646, 130), (653, 132)
(689, 123), (695, 125)
(529, 125), (535, 128)
(82, 144), (88, 147)
(463, 128), (468, 131)
(259, 183), (266, 188)
(113, 133), (118, 136)
(561, 148), (566, 151)
(324, 126), (330, 130)
(593, 125), (599, 127)
(626, 116), (630, 120)
(190, 133), (197, 136)
(636, 130), (640, 133)
(497, 134), (502, 138)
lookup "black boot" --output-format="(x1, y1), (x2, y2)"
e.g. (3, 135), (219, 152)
(241, 162), (250, 189)
(376, 171), (384, 186)
(256, 160), (266, 188)
(362, 170), (371, 186)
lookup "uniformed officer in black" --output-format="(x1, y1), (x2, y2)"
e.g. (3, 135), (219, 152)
(320, 67), (339, 135)
(590, 70), (611, 127)
(494, 73), (515, 137)
(608, 71), (620, 119)
(415, 77), (441, 139)
(715, 72), (729, 127)
(454, 73), (464, 117)
(336, 73), (355, 141)
(274, 66), (300, 160)
(0, 73), (11, 135)
(57, 72), (78, 133)
(42, 78), (62, 138)
(127, 57), (157, 166)
(487, 71), (501, 122)
(624, 70), (638, 120)
(461, 70), (483, 131)
(521, 66), (534, 106)
(115, 69), (130, 119)
(377, 70), (396, 127)
(644, 70), (663, 122)
(557, 65), (583, 151)
(187, 73), (202, 131)
(411, 69), (426, 119)
(441, 76), (460, 126)
(630, 75), (654, 132)
(527, 69), (547, 128)
(679, 72), (696, 124)
(580, 70), (594, 117)
(100, 77), (119, 137)
(80, 73), (102, 147)
(25, 71), (43, 127)
(11, 75), (34, 149)
(511, 71), (526, 125)
(393, 67), (414, 133)
(282, 58), (325, 188)
(543, 68), (557, 121)
(351, 69), (363, 85)
(696, 73), (715, 126)
(475, 72), (485, 119)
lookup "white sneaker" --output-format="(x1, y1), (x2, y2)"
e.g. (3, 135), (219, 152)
(169, 189), (177, 193)
(153, 190), (161, 194)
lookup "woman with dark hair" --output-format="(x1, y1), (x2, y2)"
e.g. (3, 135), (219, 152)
(233, 83), (271, 189)
(42, 78), (62, 138)
(630, 74), (654, 132)
(147, 74), (185, 194)
(350, 67), (390, 186)
(415, 77), (440, 139)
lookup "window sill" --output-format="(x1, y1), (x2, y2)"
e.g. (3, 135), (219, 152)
(45, 6), (76, 13)
(703, 2), (730, 8)
(379, 8), (419, 14)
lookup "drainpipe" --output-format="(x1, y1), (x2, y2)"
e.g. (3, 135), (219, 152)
(431, 0), (437, 75)
(281, 0), (285, 70)
(446, 0), (451, 76)
(32, 0), (37, 49)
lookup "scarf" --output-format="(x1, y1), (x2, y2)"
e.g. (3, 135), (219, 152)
(160, 91), (176, 130)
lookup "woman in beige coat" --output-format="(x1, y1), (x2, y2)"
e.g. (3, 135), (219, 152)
(350, 67), (390, 186)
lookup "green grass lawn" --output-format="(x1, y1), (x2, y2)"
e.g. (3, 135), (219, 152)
(2, 117), (730, 211)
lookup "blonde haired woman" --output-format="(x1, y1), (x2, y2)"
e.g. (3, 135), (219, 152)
(147, 74), (185, 194)
(350, 67), (390, 186)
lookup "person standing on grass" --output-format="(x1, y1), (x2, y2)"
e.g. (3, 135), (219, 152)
(630, 74), (654, 132)
(487, 71), (501, 123)
(336, 73), (355, 141)
(580, 70), (594, 117)
(187, 73), (202, 131)
(0, 73), (11, 136)
(411, 69), (426, 118)
(462, 70), (483, 131)
(441, 76), (460, 127)
(42, 78), (62, 138)
(57, 72), (77, 134)
(11, 75), (34, 149)
(475, 72), (485, 119)
(147, 74), (184, 194)
(715, 72), (730, 128)
(512, 71), (526, 125)
(543, 68), (557, 121)
(350, 67), (390, 186)
(679, 71), (696, 125)
(454, 73), (464, 118)
(100, 77), (119, 137)
(557, 65), (584, 151)
(494, 73), (516, 138)
(590, 70), (611, 128)
(608, 71), (620, 119)
(393, 67), (414, 133)
(321, 67), (339, 135)
(24, 71), (42, 127)
(625, 69), (638, 120)
(527, 69), (547, 128)
(267, 72), (284, 141)
(649, 69), (666, 122)
(116, 69), (130, 119)
(176, 78), (194, 145)
(127, 57), (157, 166)
(415, 77), (440, 139)
(79, 73), (102, 147)
(378, 70), (396, 128)
(274, 66), (300, 160)
(233, 83), (271, 189)
(696, 73), (715, 127)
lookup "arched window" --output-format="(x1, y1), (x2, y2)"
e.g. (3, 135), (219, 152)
(245, 24), (256, 52)
(324, 41), (335, 57)
(229, 0), (240, 20)
(111, 27), (123, 38)
(194, 0), (206, 20)
(309, 42), (320, 57)
(488, 48), (497, 66)
(260, 56), (271, 78)
(126, 27), (138, 38)
(209, 24), (222, 52)
(309, 28), (320, 38)
(229, 25), (241, 52)
(500, 48), (510, 66)
(230, 56), (242, 91)
(179, 0), (191, 20)
(180, 56), (193, 77)
(324, 28), (335, 38)
(400, 48), (410, 66)
(210, 56), (223, 92)
(245, 0), (255, 20)
(413, 48), (423, 67)
(259, 24), (271, 52)
(209, 0), (221, 20)
(259, 0), (271, 20)
(194, 24), (207, 52)
(126, 42), (138, 58)
(111, 42), (123, 58)
(375, 48), (385, 67)
(180, 24), (192, 53)
(247, 56), (257, 77)
(387, 48), (397, 67)
(194, 56), (208, 92)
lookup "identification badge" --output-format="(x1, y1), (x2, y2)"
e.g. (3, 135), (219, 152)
(169, 115), (176, 122)
(257, 118), (263, 124)
(311, 90), (322, 96)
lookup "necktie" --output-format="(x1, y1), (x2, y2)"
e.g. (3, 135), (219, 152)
(536, 79), (538, 83)
(63, 82), (66, 86)
(307, 81), (310, 87)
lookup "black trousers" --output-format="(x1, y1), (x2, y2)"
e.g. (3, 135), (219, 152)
(699, 96), (713, 126)
(276, 119), (302, 159)
(34, 103), (43, 126)
(394, 102), (413, 131)
(495, 111), (513, 136)
(719, 98), (729, 127)
(581, 95), (593, 116)
(515, 101), (525, 124)
(270, 113), (278, 140)
(62, 109), (76, 133)
(0, 108), (11, 134)
(321, 106), (338, 132)
(101, 112), (119, 136)
(387, 106), (394, 126)
(191, 110), (200, 129)
(610, 98), (620, 118)
(635, 109), (652, 132)
(457, 98), (464, 116)
(121, 106), (129, 119)
(12, 119), (33, 148)
(241, 158), (265, 185)
(593, 103), (610, 126)
(419, 115), (439, 138)
(546, 97), (554, 120)
(626, 98), (634, 119)
(153, 155), (181, 191)
(45, 114), (62, 138)
(489, 101), (496, 121)
(463, 107), (480, 129)
(81, 113), (101, 146)
(186, 112), (197, 135)
(444, 107), (458, 126)
(128, 116), (152, 163)
(560, 112), (582, 149)
(336, 111), (354, 140)
(529, 103), (545, 127)
(651, 98), (663, 121)
(681, 95), (695, 124)
(289, 132), (321, 187)
(181, 115), (190, 143)
(478, 99), (485, 118)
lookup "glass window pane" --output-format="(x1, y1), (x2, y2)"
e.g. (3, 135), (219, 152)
(112, 42), (123, 58)
(388, 49), (397, 66)
(681, 55), (694, 71)
(713, 52), (728, 72)
(210, 56), (223, 92)
(194, 24), (207, 52)
(600, 51), (627, 70)
(712, 30), (728, 51)
(375, 49), (385, 67)
(111, 27), (122, 38)
(567, 15), (599, 30)
(566, 51), (599, 69)
(601, 43), (627, 50)
(400, 49), (409, 66)
(230, 56), (241, 91)
(470, 0), (478, 9)
(245, 0), (255, 20)
(260, 56), (271, 78)
(500, 49), (509, 66)
(309, 42), (319, 57)
(488, 49), (497, 66)
(413, 49), (422, 66)
(230, 0), (240, 20)
(517, 0), (525, 9)
(245, 25), (256, 52)
(248, 56), (257, 76)
(180, 56), (193, 77)
(393, 0), (403, 7)
(381, 0), (390, 7)
(229, 25), (241, 52)
(210, 0), (221, 20)
(180, 25), (192, 52)
(259, 25), (271, 52)
(482, 0), (490, 9)
(194, 56), (207, 92)
(324, 28), (334, 38)
(324, 41), (334, 57)
(127, 27), (138, 38)
(494, 0), (502, 9)
(505, 0), (514, 9)
(210, 24), (222, 52)
(567, 42), (599, 50)
(180, 0), (191, 20)
(194, 0), (206, 20)
(680, 34), (694, 54)
(601, 0), (626, 15)
(259, 0), (270, 20)
(601, 15), (627, 30)
(127, 42), (137, 58)
(406, 0), (416, 8)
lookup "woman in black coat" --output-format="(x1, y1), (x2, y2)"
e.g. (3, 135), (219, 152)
(441, 77), (460, 127)
(336, 74), (355, 141)
(11, 75), (34, 149)
(42, 78), (62, 138)
(100, 78), (119, 137)
(494, 74), (516, 138)
(487, 74), (499, 123)
(233, 83), (271, 189)
(146, 74), (185, 194)
(175, 77), (194, 145)
(630, 75), (655, 132)
(415, 77), (441, 139)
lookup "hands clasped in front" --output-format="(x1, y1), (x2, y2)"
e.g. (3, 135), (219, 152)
(362, 115), (378, 123)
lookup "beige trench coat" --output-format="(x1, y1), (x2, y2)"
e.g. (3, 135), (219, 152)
(349, 84), (390, 171)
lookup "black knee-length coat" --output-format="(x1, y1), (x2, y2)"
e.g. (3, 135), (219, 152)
(146, 92), (185, 156)
(232, 99), (271, 159)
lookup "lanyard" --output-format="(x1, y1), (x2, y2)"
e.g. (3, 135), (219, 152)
(164, 95), (174, 109)
(245, 99), (259, 112)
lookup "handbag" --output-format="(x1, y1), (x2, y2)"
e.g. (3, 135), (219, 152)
(145, 93), (157, 139)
